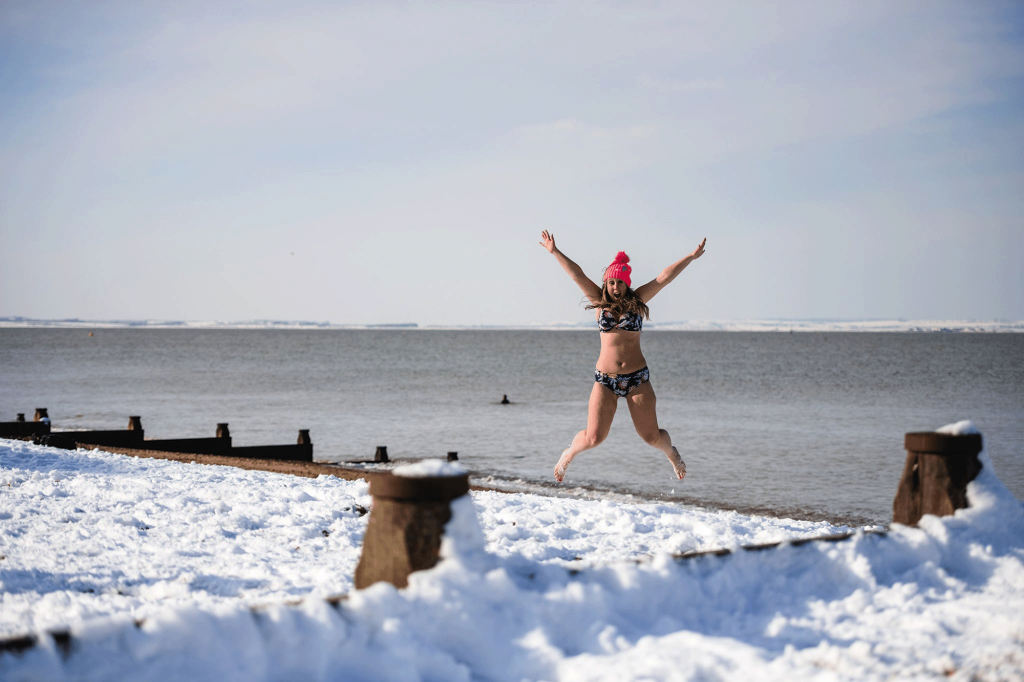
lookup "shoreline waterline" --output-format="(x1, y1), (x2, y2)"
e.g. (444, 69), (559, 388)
(6, 438), (882, 528)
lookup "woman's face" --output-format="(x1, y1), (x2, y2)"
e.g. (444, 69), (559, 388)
(605, 278), (626, 300)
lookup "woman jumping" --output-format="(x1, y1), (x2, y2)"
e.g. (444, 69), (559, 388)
(539, 231), (706, 482)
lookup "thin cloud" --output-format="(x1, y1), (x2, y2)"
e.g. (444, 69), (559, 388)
(639, 75), (726, 93)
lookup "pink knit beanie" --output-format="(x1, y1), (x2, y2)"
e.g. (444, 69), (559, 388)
(603, 251), (632, 287)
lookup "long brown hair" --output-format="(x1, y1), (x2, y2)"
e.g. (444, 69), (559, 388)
(585, 281), (650, 321)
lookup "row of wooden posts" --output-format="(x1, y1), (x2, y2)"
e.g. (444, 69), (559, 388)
(0, 410), (466, 468)
(0, 409), (313, 462)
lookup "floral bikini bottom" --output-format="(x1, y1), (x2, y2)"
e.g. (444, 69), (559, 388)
(594, 366), (650, 397)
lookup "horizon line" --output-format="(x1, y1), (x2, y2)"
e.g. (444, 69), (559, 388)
(1, 316), (1022, 333)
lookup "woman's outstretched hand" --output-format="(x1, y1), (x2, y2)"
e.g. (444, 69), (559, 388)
(539, 230), (556, 254)
(690, 238), (707, 260)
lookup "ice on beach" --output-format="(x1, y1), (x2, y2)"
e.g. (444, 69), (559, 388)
(392, 460), (467, 478)
(937, 419), (979, 436)
(2, 423), (1023, 681)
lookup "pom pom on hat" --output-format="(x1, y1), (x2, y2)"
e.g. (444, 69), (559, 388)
(604, 251), (632, 287)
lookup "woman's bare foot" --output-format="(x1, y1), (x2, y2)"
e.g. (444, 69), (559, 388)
(667, 446), (686, 480)
(554, 449), (572, 482)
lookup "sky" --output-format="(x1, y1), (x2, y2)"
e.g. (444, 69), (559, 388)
(1, 0), (1022, 326)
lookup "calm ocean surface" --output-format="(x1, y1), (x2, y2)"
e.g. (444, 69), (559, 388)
(1, 328), (1021, 525)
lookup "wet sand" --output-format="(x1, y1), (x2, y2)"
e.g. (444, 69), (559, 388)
(76, 444), (503, 492)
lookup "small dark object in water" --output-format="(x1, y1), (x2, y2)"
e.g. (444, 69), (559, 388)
(500, 394), (510, 404)
(447, 452), (458, 461)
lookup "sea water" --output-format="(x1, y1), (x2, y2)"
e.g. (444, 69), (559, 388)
(1, 328), (1021, 525)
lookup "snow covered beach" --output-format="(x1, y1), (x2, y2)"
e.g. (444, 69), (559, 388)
(2, 423), (1023, 681)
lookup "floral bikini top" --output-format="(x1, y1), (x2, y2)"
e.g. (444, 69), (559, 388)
(598, 309), (643, 333)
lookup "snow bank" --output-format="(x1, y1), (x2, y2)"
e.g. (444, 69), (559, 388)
(0, 443), (372, 638)
(2, 423), (1023, 681)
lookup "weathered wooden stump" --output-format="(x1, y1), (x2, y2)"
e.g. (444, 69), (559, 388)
(374, 446), (389, 463)
(216, 423), (230, 439)
(354, 471), (470, 590)
(33, 408), (48, 422)
(298, 429), (311, 445)
(447, 451), (458, 462)
(15, 414), (25, 423)
(128, 416), (142, 431)
(893, 431), (983, 526)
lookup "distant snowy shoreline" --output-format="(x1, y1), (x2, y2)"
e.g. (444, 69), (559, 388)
(2, 317), (1022, 333)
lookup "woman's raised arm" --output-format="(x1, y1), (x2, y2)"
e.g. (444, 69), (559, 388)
(634, 238), (706, 303)
(539, 230), (602, 304)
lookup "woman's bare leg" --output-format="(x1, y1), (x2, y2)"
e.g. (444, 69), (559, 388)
(554, 382), (618, 482)
(626, 382), (686, 479)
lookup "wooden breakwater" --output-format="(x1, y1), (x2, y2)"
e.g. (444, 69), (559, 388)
(0, 409), (52, 439)
(0, 410), (313, 462)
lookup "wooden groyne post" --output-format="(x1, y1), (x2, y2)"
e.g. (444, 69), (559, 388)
(0, 409), (51, 439)
(71, 416), (145, 448)
(354, 470), (470, 590)
(893, 431), (983, 526)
